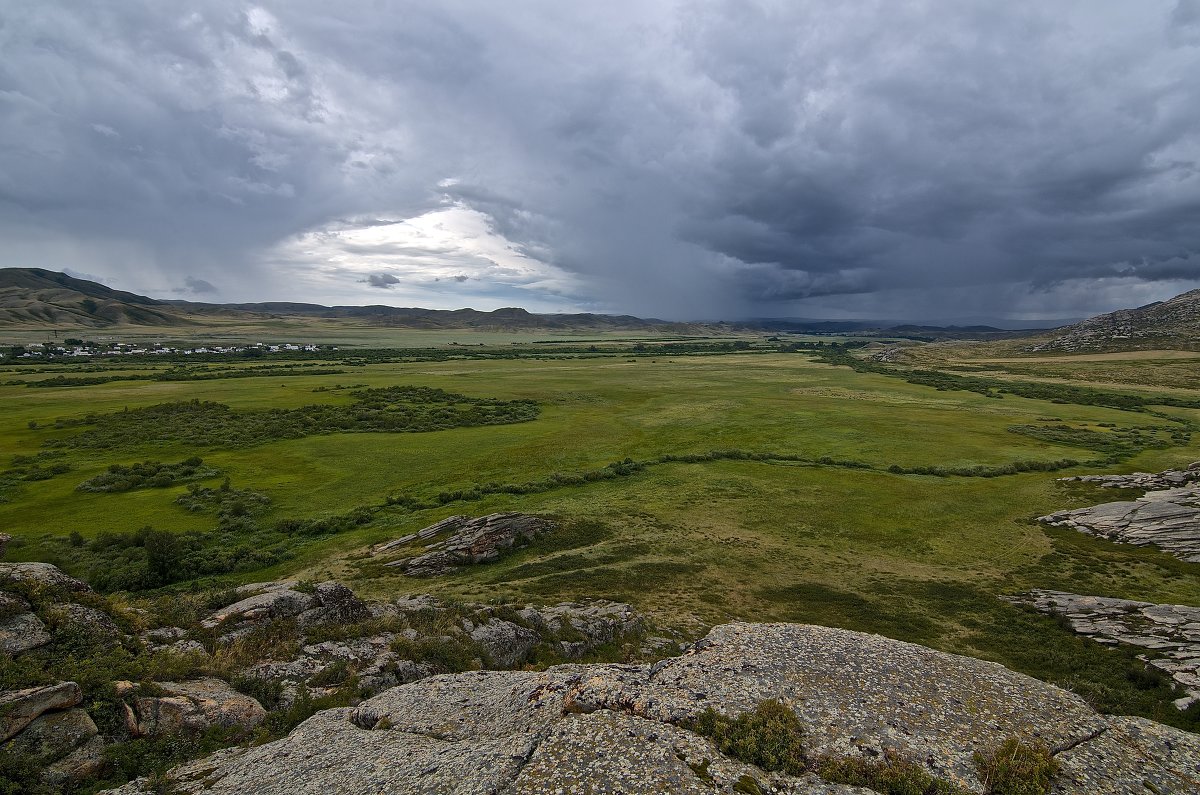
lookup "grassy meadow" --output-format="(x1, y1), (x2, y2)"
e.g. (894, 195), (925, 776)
(3, 337), (1200, 725)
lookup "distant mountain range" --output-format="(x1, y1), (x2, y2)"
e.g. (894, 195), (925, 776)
(1028, 289), (1200, 352)
(0, 268), (701, 333)
(1, 268), (1197, 349)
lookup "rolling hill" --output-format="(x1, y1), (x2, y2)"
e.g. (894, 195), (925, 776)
(0, 268), (186, 327)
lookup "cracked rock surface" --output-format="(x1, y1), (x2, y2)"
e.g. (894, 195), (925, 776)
(101, 623), (1200, 795)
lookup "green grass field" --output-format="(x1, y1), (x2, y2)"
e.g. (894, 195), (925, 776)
(3, 342), (1200, 725)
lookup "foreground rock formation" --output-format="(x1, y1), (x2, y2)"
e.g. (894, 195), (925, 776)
(105, 623), (1200, 795)
(0, 559), (653, 790)
(1011, 589), (1200, 710)
(372, 512), (553, 576)
(1039, 464), (1200, 562)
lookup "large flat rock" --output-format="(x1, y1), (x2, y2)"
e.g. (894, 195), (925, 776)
(100, 623), (1200, 794)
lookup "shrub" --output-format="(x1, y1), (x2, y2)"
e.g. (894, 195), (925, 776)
(972, 737), (1058, 795)
(818, 750), (968, 794)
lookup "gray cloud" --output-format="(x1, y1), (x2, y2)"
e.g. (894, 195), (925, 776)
(363, 273), (401, 289)
(0, 1), (1197, 320)
(175, 276), (219, 295)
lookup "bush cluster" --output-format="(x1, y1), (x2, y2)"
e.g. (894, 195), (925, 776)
(43, 386), (540, 451)
(76, 456), (219, 493)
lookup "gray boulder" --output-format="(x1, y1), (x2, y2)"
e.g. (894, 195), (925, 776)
(297, 581), (370, 628)
(0, 681), (83, 742)
(3, 707), (99, 765)
(0, 594), (51, 655)
(202, 582), (318, 631)
(466, 618), (541, 667)
(46, 601), (121, 639)
(204, 581), (369, 636)
(117, 678), (266, 738)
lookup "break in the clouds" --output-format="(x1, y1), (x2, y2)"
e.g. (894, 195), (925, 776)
(1, 1), (1198, 321)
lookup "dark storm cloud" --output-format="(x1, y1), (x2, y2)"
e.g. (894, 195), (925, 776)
(0, 1), (1197, 319)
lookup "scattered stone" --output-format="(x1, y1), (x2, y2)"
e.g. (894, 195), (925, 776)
(100, 623), (1200, 795)
(0, 533), (10, 559)
(380, 513), (554, 576)
(1008, 589), (1200, 708)
(119, 678), (266, 738)
(0, 681), (83, 743)
(1039, 478), (1200, 562)
(296, 581), (370, 628)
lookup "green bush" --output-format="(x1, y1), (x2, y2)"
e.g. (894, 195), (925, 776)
(686, 700), (807, 775)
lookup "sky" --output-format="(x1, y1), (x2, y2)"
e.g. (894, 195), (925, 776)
(1, 1), (1199, 322)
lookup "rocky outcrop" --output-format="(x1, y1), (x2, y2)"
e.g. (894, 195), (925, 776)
(1040, 479), (1200, 562)
(45, 601), (121, 639)
(116, 679), (266, 738)
(1009, 589), (1200, 710)
(376, 513), (553, 576)
(100, 623), (1200, 795)
(0, 561), (91, 592)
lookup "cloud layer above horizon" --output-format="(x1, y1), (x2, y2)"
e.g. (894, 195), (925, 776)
(2, 1), (1199, 321)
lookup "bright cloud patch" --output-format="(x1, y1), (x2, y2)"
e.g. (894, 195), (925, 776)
(262, 204), (584, 310)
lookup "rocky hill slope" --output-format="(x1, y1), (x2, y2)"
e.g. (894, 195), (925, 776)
(1029, 288), (1200, 352)
(104, 622), (1199, 795)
